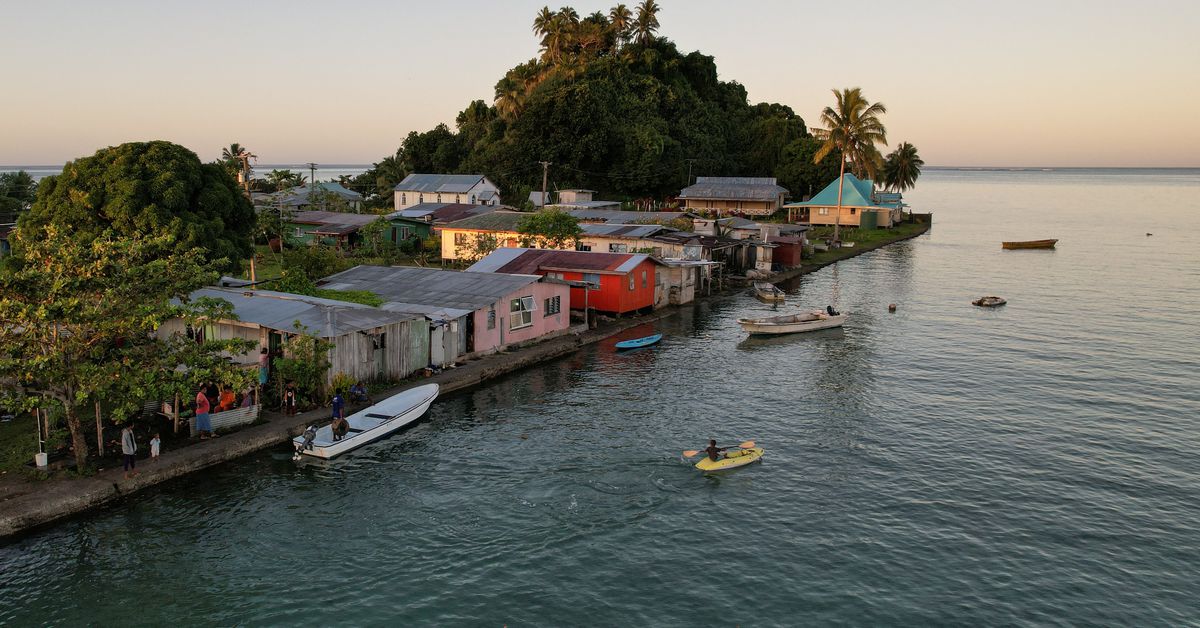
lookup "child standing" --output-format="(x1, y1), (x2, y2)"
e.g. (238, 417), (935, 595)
(283, 380), (298, 416)
(150, 432), (161, 462)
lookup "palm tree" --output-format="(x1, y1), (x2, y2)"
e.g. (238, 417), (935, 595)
(813, 87), (888, 241)
(882, 142), (923, 192)
(634, 0), (660, 45)
(609, 4), (633, 47)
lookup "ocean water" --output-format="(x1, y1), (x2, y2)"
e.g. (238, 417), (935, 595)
(1, 169), (1198, 625)
(0, 164), (370, 183)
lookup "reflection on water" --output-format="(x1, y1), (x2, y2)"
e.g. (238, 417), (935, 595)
(2, 170), (1200, 625)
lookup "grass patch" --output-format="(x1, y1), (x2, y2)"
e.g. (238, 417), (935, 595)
(0, 414), (38, 473)
(804, 221), (928, 267)
(311, 288), (384, 307)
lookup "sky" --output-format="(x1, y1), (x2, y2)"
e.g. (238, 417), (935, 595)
(1, 0), (1197, 167)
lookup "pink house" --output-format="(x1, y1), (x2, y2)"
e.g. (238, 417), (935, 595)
(319, 265), (571, 366)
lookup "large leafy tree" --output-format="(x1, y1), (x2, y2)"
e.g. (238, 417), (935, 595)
(0, 227), (253, 470)
(0, 170), (37, 223)
(20, 141), (255, 272)
(518, 209), (584, 249)
(881, 142), (924, 192)
(813, 87), (888, 240)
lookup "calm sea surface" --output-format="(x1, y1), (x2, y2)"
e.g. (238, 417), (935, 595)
(2, 169), (1199, 625)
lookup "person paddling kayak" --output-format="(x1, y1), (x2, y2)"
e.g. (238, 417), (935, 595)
(704, 439), (729, 461)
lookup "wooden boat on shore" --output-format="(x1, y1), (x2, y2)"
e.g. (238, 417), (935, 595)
(615, 333), (662, 350)
(293, 384), (439, 460)
(972, 296), (1007, 307)
(737, 309), (847, 335)
(1002, 239), (1058, 250)
(753, 282), (786, 302)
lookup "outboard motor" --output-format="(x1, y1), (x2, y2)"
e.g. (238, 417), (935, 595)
(826, 305), (840, 316)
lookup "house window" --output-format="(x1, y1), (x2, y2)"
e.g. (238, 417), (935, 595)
(401, 193), (407, 205)
(576, 244), (592, 251)
(545, 271), (564, 280)
(850, 208), (857, 215)
(818, 208), (830, 215)
(510, 296), (534, 330)
(583, 273), (600, 289)
(399, 226), (411, 240)
(437, 194), (442, 203)
(544, 295), (561, 316)
(629, 274), (635, 291)
(608, 243), (628, 253)
(419, 194), (424, 203)
(642, 270), (648, 288)
(487, 306), (496, 330)
(377, 332), (387, 349)
(294, 227), (304, 237)
(454, 233), (469, 246)
(470, 195), (476, 204)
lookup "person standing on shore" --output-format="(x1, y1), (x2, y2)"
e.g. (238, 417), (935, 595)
(257, 347), (269, 387)
(150, 432), (161, 462)
(283, 380), (297, 416)
(195, 385), (214, 439)
(121, 424), (138, 478)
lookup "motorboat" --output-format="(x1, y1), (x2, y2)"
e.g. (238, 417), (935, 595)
(1002, 239), (1057, 249)
(737, 308), (847, 335)
(293, 383), (439, 460)
(753, 282), (786, 303)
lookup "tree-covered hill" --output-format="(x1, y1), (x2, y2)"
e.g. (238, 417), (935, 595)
(350, 3), (841, 207)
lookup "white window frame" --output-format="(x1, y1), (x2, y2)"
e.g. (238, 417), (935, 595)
(510, 296), (534, 330)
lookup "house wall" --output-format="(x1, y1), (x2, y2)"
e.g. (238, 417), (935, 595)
(441, 229), (522, 260)
(807, 206), (894, 228)
(469, 281), (571, 353)
(576, 235), (663, 256)
(550, 261), (655, 315)
(680, 198), (779, 216)
(388, 220), (432, 244)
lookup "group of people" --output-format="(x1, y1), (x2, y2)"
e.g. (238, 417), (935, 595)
(194, 381), (258, 439)
(329, 383), (372, 441)
(119, 424), (161, 479)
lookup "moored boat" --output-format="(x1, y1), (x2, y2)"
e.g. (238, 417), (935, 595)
(1002, 239), (1058, 249)
(972, 296), (1007, 307)
(293, 383), (439, 460)
(615, 333), (662, 350)
(753, 282), (786, 302)
(737, 308), (847, 335)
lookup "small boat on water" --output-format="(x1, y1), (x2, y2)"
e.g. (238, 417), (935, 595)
(737, 308), (847, 335)
(293, 383), (439, 460)
(615, 333), (662, 350)
(695, 447), (765, 472)
(753, 282), (786, 302)
(1002, 239), (1058, 250)
(972, 296), (1007, 307)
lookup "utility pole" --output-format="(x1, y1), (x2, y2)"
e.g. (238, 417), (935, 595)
(238, 153), (254, 198)
(684, 159), (696, 187)
(307, 162), (319, 209)
(539, 161), (551, 209)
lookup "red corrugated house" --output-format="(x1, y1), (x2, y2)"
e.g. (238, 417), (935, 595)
(465, 248), (664, 315)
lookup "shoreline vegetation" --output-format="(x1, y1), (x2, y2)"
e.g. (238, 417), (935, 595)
(0, 219), (929, 539)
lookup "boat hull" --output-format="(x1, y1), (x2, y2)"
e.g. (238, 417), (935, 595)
(753, 282), (785, 302)
(695, 448), (764, 471)
(1002, 239), (1058, 249)
(293, 384), (439, 459)
(737, 311), (847, 335)
(615, 333), (662, 350)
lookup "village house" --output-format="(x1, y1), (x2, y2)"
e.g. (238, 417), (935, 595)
(385, 215), (434, 246)
(393, 174), (501, 211)
(318, 265), (572, 365)
(783, 173), (904, 228)
(284, 210), (381, 248)
(162, 288), (430, 385)
(467, 248), (667, 314)
(690, 217), (809, 272)
(387, 202), (498, 227)
(546, 189), (621, 210)
(567, 209), (696, 227)
(256, 182), (365, 213)
(677, 177), (790, 216)
(439, 211), (677, 262)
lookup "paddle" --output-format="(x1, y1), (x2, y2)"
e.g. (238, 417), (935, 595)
(683, 441), (755, 457)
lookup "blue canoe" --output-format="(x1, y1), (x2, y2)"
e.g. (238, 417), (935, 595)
(615, 333), (663, 350)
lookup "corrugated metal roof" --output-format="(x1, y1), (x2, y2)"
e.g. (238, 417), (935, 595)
(387, 203), (497, 224)
(319, 265), (542, 312)
(548, 200), (622, 209)
(443, 211), (527, 231)
(289, 211), (379, 227)
(784, 174), (881, 208)
(192, 287), (419, 337)
(393, 174), (487, 194)
(580, 223), (667, 238)
(567, 209), (694, 223)
(679, 177), (789, 201)
(466, 248), (662, 276)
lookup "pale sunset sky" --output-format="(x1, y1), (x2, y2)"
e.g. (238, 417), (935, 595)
(1, 0), (1196, 167)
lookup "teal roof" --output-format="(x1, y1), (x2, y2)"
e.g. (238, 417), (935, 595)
(785, 173), (883, 208)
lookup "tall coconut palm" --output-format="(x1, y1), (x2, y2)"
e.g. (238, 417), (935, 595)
(813, 87), (888, 241)
(609, 4), (633, 47)
(634, 0), (660, 45)
(882, 142), (923, 192)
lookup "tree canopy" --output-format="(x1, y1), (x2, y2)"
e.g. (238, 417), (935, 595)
(0, 170), (37, 223)
(881, 142), (924, 192)
(20, 141), (255, 272)
(349, 4), (851, 207)
(518, 209), (584, 249)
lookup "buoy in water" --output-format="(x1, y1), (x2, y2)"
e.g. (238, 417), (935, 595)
(888, 303), (897, 312)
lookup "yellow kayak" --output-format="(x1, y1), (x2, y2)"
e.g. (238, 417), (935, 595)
(694, 448), (764, 471)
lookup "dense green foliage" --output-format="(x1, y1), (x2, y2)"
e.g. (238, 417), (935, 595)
(0, 227), (253, 470)
(813, 87), (888, 180)
(349, 4), (850, 206)
(881, 142), (924, 192)
(0, 170), (37, 223)
(272, 325), (334, 407)
(21, 141), (256, 272)
(518, 210), (583, 249)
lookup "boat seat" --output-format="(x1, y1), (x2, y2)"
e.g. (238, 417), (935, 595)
(365, 413), (391, 419)
(347, 427), (365, 434)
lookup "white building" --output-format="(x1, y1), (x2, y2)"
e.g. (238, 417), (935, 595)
(393, 174), (501, 211)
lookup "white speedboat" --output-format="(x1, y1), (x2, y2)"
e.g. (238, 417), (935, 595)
(293, 383), (439, 460)
(737, 309), (847, 335)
